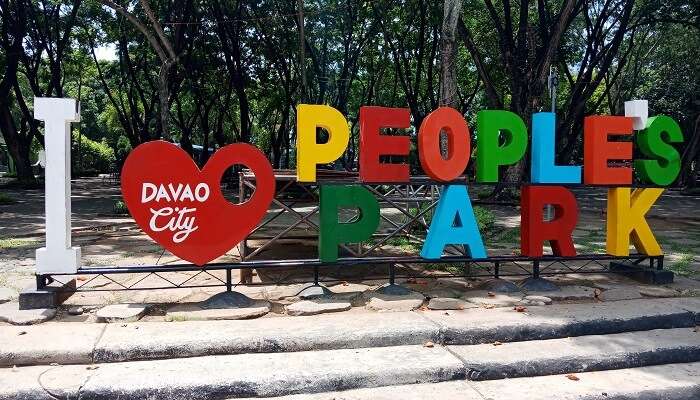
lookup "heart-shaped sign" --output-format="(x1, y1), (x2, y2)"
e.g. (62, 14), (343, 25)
(121, 141), (274, 266)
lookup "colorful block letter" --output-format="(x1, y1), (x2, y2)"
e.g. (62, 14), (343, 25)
(583, 116), (633, 185)
(296, 104), (350, 182)
(530, 112), (581, 184)
(319, 185), (380, 262)
(359, 106), (411, 182)
(606, 187), (664, 256)
(476, 110), (527, 182)
(520, 185), (578, 257)
(420, 185), (487, 259)
(635, 116), (684, 186)
(418, 107), (471, 181)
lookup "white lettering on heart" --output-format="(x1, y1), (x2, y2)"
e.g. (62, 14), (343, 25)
(149, 207), (199, 243)
(141, 183), (210, 203)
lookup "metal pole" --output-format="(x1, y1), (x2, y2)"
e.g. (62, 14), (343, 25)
(533, 260), (540, 279)
(544, 67), (559, 222)
(239, 172), (251, 283)
(297, 0), (306, 102)
(226, 269), (232, 292)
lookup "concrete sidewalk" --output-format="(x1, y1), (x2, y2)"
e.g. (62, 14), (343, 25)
(1, 329), (699, 400)
(240, 362), (700, 400)
(1, 298), (699, 367)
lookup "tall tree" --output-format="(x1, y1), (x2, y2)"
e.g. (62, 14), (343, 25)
(0, 0), (81, 183)
(99, 0), (178, 140)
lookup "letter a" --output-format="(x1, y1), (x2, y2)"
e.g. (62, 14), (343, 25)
(420, 185), (487, 259)
(606, 188), (664, 256)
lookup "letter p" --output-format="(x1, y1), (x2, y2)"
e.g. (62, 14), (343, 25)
(319, 185), (380, 262)
(296, 104), (350, 182)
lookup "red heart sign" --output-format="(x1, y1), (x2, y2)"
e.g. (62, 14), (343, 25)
(121, 141), (274, 266)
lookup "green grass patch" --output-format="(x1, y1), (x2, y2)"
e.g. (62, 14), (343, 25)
(0, 193), (17, 205)
(669, 253), (696, 277)
(113, 200), (129, 215)
(491, 227), (520, 245)
(0, 237), (40, 249)
(473, 206), (495, 232)
(425, 263), (469, 275)
(575, 230), (606, 253)
(385, 236), (422, 252)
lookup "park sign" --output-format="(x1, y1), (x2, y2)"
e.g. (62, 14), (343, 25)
(33, 98), (684, 272)
(119, 101), (684, 266)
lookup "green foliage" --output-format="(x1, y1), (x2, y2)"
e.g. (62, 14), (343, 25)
(0, 237), (40, 249)
(72, 133), (116, 176)
(669, 253), (696, 277)
(386, 236), (422, 252)
(1, 0), (698, 187)
(114, 135), (132, 172)
(473, 206), (495, 232)
(0, 193), (17, 205)
(113, 200), (129, 215)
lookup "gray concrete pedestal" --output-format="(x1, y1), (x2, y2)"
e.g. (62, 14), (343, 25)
(19, 278), (75, 310)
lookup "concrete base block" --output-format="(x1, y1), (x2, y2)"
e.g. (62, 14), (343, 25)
(518, 277), (561, 292)
(296, 284), (334, 299)
(19, 279), (75, 310)
(610, 262), (674, 284)
(480, 278), (521, 293)
(200, 291), (254, 309)
(375, 284), (415, 296)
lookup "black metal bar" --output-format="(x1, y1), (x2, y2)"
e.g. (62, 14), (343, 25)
(312, 177), (671, 189)
(657, 255), (664, 271)
(36, 274), (47, 290)
(38, 253), (662, 294)
(45, 253), (653, 276)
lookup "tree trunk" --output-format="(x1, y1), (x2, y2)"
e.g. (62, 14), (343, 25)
(440, 0), (460, 109)
(0, 105), (34, 184)
(440, 0), (461, 157)
(158, 61), (173, 141)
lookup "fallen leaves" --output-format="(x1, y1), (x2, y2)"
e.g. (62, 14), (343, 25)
(423, 341), (435, 348)
(17, 331), (26, 336)
(487, 292), (496, 297)
(514, 305), (527, 312)
(492, 341), (503, 346)
(566, 374), (580, 381)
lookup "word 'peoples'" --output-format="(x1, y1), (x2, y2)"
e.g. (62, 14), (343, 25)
(141, 183), (210, 243)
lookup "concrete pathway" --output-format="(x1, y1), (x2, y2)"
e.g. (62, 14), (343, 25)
(0, 297), (699, 399)
(240, 362), (700, 400)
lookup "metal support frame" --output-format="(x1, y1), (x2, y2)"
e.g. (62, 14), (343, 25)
(38, 253), (664, 293)
(34, 173), (670, 294)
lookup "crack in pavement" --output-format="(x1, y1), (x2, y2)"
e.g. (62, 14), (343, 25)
(91, 324), (108, 363)
(37, 365), (68, 400)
